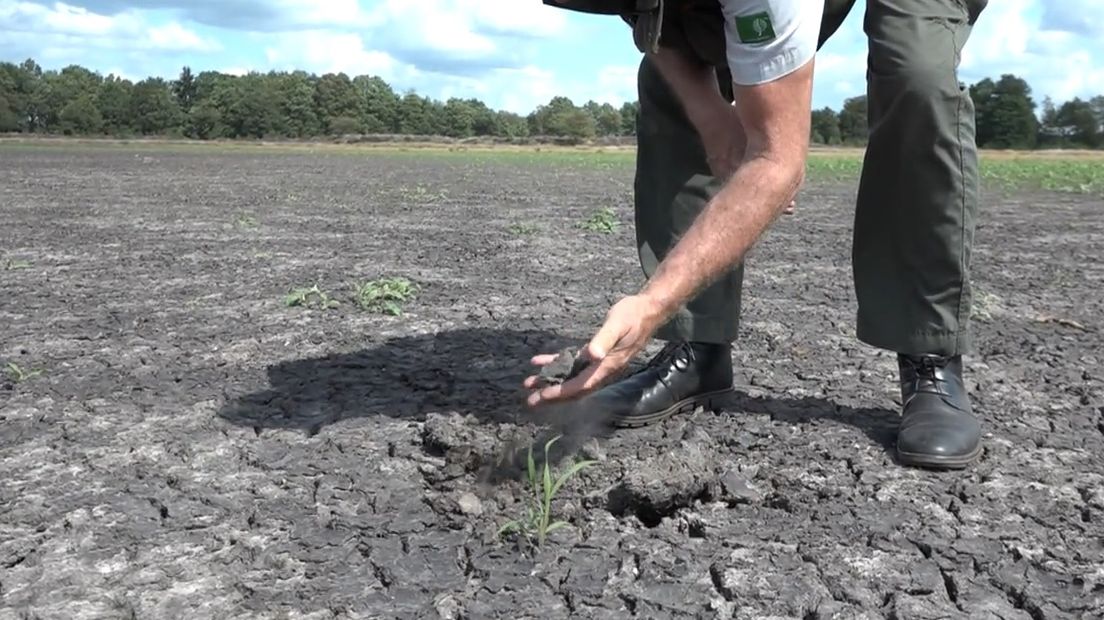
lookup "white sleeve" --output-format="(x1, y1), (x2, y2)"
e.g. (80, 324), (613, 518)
(720, 0), (822, 86)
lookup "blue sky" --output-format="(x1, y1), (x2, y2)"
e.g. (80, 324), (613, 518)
(1, 0), (1101, 114)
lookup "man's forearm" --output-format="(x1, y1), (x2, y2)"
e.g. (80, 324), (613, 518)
(639, 52), (815, 323)
(640, 154), (803, 318)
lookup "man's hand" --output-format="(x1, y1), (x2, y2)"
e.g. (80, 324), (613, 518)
(523, 294), (666, 407)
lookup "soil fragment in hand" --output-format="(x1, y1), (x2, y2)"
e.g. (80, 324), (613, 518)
(538, 347), (589, 385)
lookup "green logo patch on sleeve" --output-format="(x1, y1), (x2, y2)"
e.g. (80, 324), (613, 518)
(735, 11), (776, 44)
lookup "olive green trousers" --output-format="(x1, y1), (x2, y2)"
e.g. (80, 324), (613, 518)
(635, 0), (986, 356)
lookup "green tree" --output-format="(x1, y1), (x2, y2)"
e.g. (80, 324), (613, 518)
(35, 65), (102, 132)
(213, 73), (278, 138)
(1037, 96), (1062, 147)
(397, 93), (444, 135)
(838, 95), (868, 145)
(130, 77), (181, 134)
(172, 66), (198, 113)
(354, 75), (400, 133)
(582, 100), (601, 119)
(970, 74), (1037, 149)
(468, 99), (497, 136)
(0, 93), (19, 132)
(619, 101), (639, 135)
(442, 98), (475, 137)
(18, 59), (45, 131)
(529, 96), (595, 139)
(493, 110), (528, 137)
(1055, 98), (1101, 148)
(273, 71), (319, 137)
(314, 73), (361, 134)
(593, 102), (622, 136)
(186, 100), (222, 139)
(97, 75), (134, 135)
(1090, 95), (1104, 143)
(810, 106), (841, 144)
(59, 95), (103, 134)
(0, 64), (25, 131)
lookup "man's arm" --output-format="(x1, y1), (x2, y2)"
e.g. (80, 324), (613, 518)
(524, 0), (819, 406)
(646, 48), (747, 178)
(640, 58), (812, 316)
(524, 59), (813, 407)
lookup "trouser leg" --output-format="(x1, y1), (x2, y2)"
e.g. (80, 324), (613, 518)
(854, 0), (985, 355)
(634, 56), (742, 344)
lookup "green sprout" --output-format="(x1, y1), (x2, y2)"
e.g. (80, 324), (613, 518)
(284, 285), (340, 309)
(5, 362), (43, 383)
(578, 207), (619, 234)
(397, 185), (449, 202)
(355, 277), (417, 316)
(498, 435), (595, 547)
(3, 259), (31, 270)
(509, 223), (540, 236)
(235, 214), (259, 229)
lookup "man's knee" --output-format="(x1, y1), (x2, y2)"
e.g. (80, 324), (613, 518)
(879, 63), (961, 100)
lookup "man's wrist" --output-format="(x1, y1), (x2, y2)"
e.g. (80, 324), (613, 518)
(639, 280), (683, 327)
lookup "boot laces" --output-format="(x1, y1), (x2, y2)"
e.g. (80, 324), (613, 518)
(904, 355), (950, 396)
(644, 341), (693, 371)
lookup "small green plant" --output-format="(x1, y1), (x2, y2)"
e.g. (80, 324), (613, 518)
(498, 435), (595, 548)
(509, 223), (540, 236)
(971, 289), (1002, 322)
(3, 259), (31, 270)
(235, 214), (259, 229)
(578, 207), (619, 234)
(355, 277), (416, 316)
(397, 184), (448, 202)
(5, 362), (42, 383)
(284, 285), (340, 309)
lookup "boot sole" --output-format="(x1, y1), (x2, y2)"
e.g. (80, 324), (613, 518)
(896, 443), (982, 470)
(610, 388), (733, 428)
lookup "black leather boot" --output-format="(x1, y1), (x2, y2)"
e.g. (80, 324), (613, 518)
(594, 341), (733, 427)
(896, 354), (982, 469)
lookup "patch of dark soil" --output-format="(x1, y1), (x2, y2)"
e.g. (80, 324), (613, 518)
(606, 443), (717, 527)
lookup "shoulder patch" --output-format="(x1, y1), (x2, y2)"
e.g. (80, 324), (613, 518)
(734, 11), (776, 44)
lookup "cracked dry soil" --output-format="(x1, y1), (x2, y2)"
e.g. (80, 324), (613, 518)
(1, 144), (1102, 619)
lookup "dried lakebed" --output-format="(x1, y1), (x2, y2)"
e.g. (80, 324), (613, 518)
(1, 144), (1102, 619)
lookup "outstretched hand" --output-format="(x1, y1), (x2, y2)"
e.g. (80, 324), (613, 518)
(524, 294), (666, 407)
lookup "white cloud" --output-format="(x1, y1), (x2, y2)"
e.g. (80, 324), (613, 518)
(261, 31), (405, 79)
(39, 2), (118, 34)
(0, 1), (219, 52)
(145, 22), (219, 52)
(962, 0), (1104, 105)
(1041, 1), (1104, 38)
(812, 48), (867, 103)
(460, 0), (569, 38)
(595, 64), (637, 103)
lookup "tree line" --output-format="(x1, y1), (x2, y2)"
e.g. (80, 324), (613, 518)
(1, 58), (1102, 148)
(811, 75), (1104, 149)
(0, 59), (635, 141)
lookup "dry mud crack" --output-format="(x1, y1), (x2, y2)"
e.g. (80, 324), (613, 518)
(1, 145), (1102, 619)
